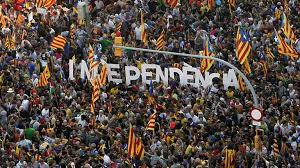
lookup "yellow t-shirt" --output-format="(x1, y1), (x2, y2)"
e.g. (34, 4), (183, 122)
(226, 91), (234, 98)
(275, 8), (281, 20)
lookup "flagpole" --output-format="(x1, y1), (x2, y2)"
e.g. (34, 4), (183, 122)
(113, 45), (260, 108)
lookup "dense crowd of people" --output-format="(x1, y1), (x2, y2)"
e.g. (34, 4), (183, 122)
(0, 0), (299, 167)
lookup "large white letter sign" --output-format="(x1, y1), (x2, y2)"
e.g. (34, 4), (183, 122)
(169, 68), (183, 85)
(182, 67), (199, 87)
(69, 59), (75, 80)
(141, 64), (156, 84)
(107, 64), (122, 84)
(156, 65), (168, 85)
(80, 60), (91, 81)
(203, 72), (220, 88)
(125, 66), (141, 85)
(223, 69), (239, 89)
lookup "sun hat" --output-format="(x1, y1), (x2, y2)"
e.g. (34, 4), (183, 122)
(7, 88), (14, 93)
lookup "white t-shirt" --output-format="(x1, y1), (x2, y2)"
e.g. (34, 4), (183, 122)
(103, 154), (111, 164)
(41, 108), (49, 118)
(21, 99), (30, 111)
(134, 26), (142, 40)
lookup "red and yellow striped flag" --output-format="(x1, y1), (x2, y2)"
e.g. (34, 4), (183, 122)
(146, 113), (156, 131)
(141, 11), (147, 45)
(236, 27), (252, 65)
(37, 66), (51, 87)
(16, 14), (25, 26)
(275, 29), (298, 60)
(273, 139), (279, 158)
(135, 137), (145, 160)
(238, 76), (245, 92)
(128, 124), (136, 157)
(200, 39), (215, 72)
(265, 47), (275, 62)
(88, 44), (94, 66)
(243, 59), (251, 75)
(224, 149), (235, 168)
(4, 35), (10, 49)
(50, 35), (66, 50)
(10, 32), (16, 50)
(258, 61), (268, 77)
(0, 12), (10, 29)
(44, 0), (56, 8)
(156, 30), (166, 50)
(98, 65), (108, 86)
(88, 45), (100, 73)
(90, 77), (100, 113)
(35, 0), (45, 8)
(115, 22), (122, 33)
(281, 13), (297, 43)
(165, 0), (178, 8)
(90, 61), (100, 73)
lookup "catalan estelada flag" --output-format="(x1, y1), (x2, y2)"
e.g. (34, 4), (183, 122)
(140, 11), (147, 45)
(238, 76), (245, 92)
(16, 14), (25, 26)
(274, 29), (298, 60)
(236, 27), (252, 65)
(50, 35), (66, 50)
(147, 80), (155, 105)
(200, 39), (215, 72)
(4, 35), (10, 49)
(0, 12), (11, 28)
(280, 13), (297, 43)
(90, 77), (100, 113)
(88, 44), (95, 65)
(146, 113), (156, 131)
(243, 59), (251, 75)
(165, 0), (178, 8)
(35, 0), (45, 8)
(44, 0), (56, 8)
(98, 65), (108, 86)
(224, 149), (236, 168)
(88, 45), (100, 73)
(156, 30), (166, 50)
(128, 124), (136, 157)
(10, 32), (16, 50)
(135, 137), (145, 160)
(37, 65), (51, 87)
(273, 139), (279, 158)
